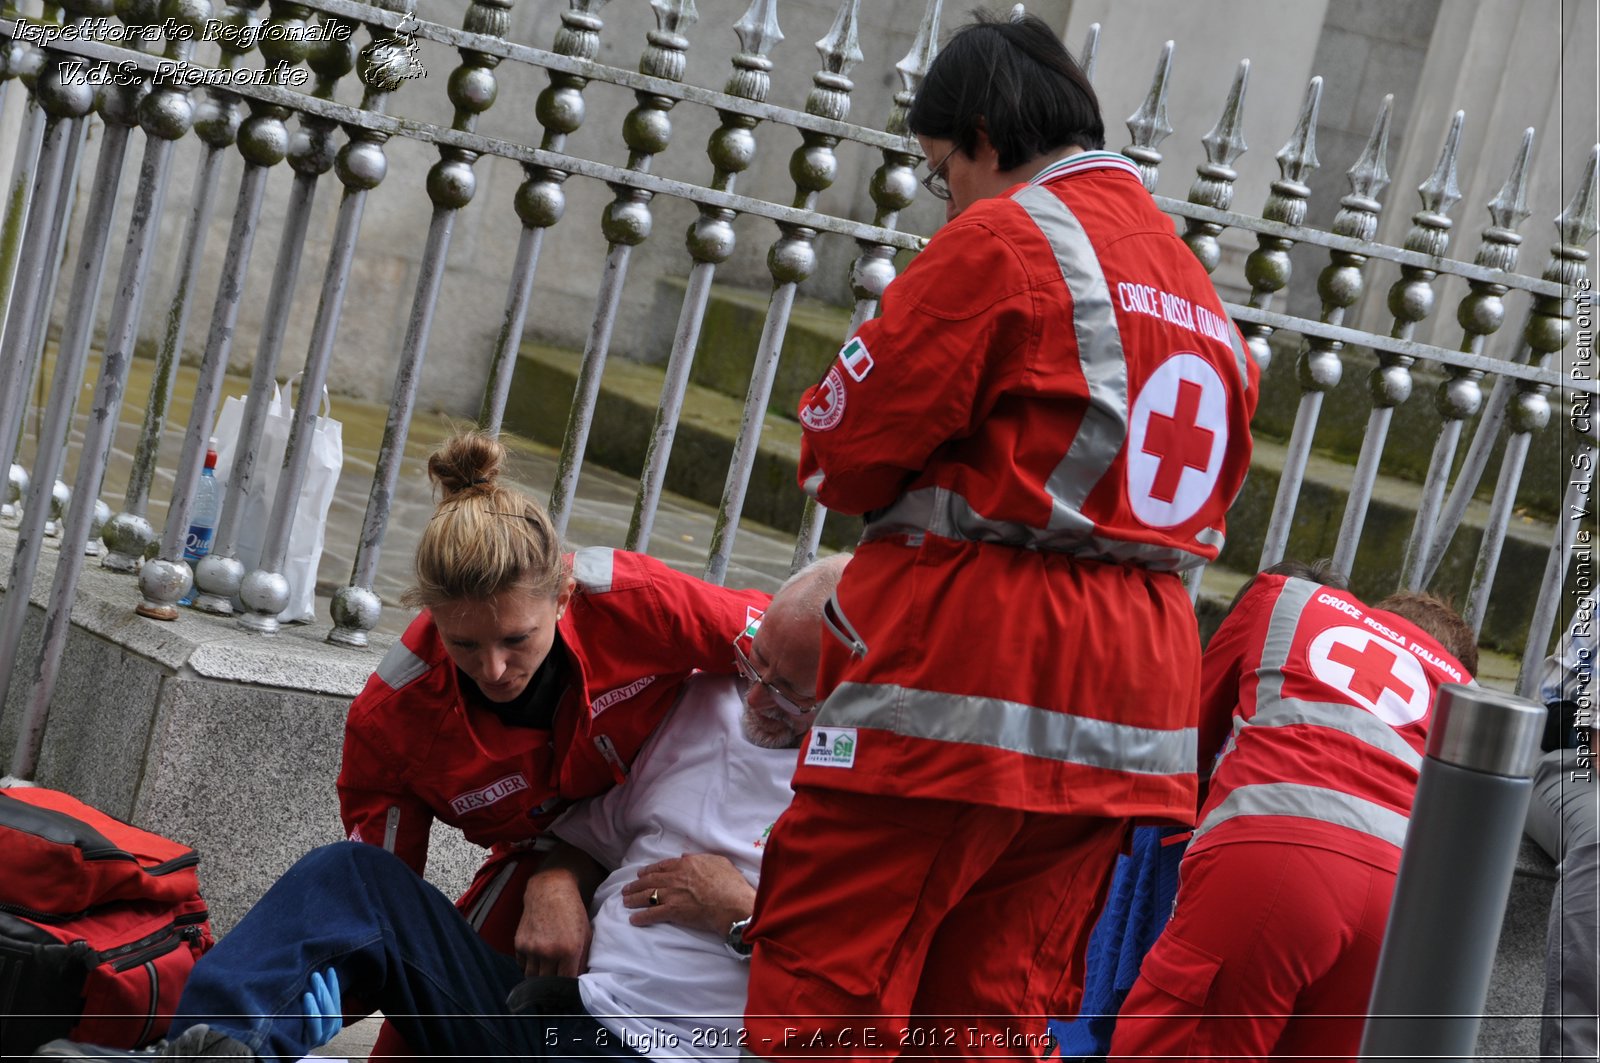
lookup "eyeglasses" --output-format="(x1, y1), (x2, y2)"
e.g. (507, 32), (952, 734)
(920, 144), (959, 201)
(732, 631), (813, 717)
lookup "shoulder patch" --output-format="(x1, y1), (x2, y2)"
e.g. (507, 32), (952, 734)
(804, 726), (857, 768)
(572, 547), (615, 594)
(800, 368), (847, 432)
(839, 337), (874, 382)
(375, 639), (429, 691)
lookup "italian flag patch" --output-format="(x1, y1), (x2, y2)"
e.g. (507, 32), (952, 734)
(839, 337), (874, 382)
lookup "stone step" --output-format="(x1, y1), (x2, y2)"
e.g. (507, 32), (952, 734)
(503, 342), (864, 553)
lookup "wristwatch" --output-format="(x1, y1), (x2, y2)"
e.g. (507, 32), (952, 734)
(725, 916), (754, 958)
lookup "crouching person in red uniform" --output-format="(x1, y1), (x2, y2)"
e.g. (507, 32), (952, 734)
(1109, 574), (1479, 1062)
(337, 432), (767, 1057)
(743, 12), (1258, 1059)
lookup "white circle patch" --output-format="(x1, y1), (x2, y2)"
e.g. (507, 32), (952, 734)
(1307, 625), (1431, 727)
(1126, 353), (1229, 528)
(800, 367), (846, 432)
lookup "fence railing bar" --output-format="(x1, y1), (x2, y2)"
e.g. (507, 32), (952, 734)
(0, 103), (77, 541)
(1332, 110), (1458, 576)
(292, 0), (917, 154)
(0, 20), (929, 254)
(1224, 304), (1581, 391)
(11, 94), (188, 778)
(1161, 197), (1565, 299)
(0, 116), (123, 732)
(627, 0), (783, 555)
(704, 0), (863, 586)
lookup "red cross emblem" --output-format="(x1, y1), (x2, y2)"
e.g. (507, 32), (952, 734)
(1141, 379), (1216, 503)
(800, 368), (846, 432)
(1126, 353), (1228, 529)
(1327, 640), (1417, 706)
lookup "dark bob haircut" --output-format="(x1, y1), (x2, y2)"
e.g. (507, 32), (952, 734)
(907, 10), (1104, 170)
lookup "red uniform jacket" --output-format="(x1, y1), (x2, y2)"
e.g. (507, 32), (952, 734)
(338, 547), (769, 874)
(1189, 574), (1473, 872)
(795, 151), (1258, 818)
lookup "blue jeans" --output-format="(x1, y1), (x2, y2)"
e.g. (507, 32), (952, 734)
(174, 842), (641, 1063)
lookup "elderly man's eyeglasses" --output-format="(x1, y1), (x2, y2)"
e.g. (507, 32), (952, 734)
(732, 630), (812, 717)
(921, 144), (959, 201)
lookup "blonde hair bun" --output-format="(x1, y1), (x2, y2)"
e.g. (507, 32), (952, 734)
(428, 431), (504, 501)
(405, 431), (567, 609)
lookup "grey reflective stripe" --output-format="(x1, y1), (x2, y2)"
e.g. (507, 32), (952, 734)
(1009, 185), (1129, 529)
(861, 484), (1207, 571)
(817, 680), (1196, 776)
(1227, 320), (1252, 390)
(376, 640), (429, 690)
(1253, 698), (1425, 771)
(801, 470), (825, 497)
(573, 546), (615, 593)
(1197, 526), (1225, 550)
(1192, 782), (1411, 849)
(1259, 578), (1319, 680)
(382, 806), (401, 853)
(465, 859), (520, 931)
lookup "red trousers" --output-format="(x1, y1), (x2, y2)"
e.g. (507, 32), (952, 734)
(745, 788), (1127, 1061)
(370, 849), (543, 1060)
(1109, 841), (1394, 1063)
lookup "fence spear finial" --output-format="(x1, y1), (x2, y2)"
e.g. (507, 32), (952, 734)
(1555, 143), (1600, 250)
(815, 0), (863, 78)
(1348, 94), (1393, 203)
(894, 0), (941, 100)
(1200, 59), (1250, 174)
(1487, 128), (1535, 234)
(732, 0), (782, 63)
(1125, 40), (1174, 190)
(1275, 75), (1322, 185)
(1078, 22), (1100, 83)
(1418, 110), (1464, 218)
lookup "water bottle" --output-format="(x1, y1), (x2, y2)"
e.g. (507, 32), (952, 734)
(179, 439), (221, 605)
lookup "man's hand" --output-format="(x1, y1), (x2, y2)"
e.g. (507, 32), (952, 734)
(621, 853), (755, 935)
(515, 863), (595, 977)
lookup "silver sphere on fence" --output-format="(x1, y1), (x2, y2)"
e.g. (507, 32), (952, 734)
(44, 481), (72, 539)
(100, 512), (155, 573)
(515, 179), (565, 229)
(135, 558), (193, 621)
(328, 585), (383, 648)
(336, 138), (388, 190)
(1509, 388), (1552, 434)
(4, 463), (28, 521)
(192, 554), (244, 615)
(237, 569), (291, 635)
(82, 498), (113, 556)
(1437, 373), (1484, 421)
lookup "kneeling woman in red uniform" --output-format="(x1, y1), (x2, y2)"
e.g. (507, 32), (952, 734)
(336, 432), (767, 1052)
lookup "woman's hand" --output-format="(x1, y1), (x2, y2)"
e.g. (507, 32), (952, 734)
(515, 866), (594, 977)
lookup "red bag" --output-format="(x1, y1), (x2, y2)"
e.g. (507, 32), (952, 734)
(0, 787), (214, 1055)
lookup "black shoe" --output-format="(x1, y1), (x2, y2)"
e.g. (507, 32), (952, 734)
(35, 1025), (255, 1061)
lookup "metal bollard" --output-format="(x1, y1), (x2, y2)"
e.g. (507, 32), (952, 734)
(1360, 683), (1545, 1060)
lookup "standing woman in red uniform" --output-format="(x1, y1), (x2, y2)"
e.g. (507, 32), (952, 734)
(744, 12), (1258, 1058)
(336, 432), (767, 987)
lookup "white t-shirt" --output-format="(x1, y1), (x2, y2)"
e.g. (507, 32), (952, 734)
(553, 673), (795, 1059)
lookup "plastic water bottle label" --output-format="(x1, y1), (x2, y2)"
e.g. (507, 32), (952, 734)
(183, 525), (215, 562)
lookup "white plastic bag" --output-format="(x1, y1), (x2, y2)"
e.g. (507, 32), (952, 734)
(212, 377), (343, 623)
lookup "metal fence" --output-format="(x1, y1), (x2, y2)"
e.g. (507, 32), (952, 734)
(0, 0), (1594, 783)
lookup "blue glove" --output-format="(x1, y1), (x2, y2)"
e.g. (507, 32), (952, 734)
(302, 967), (343, 1049)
